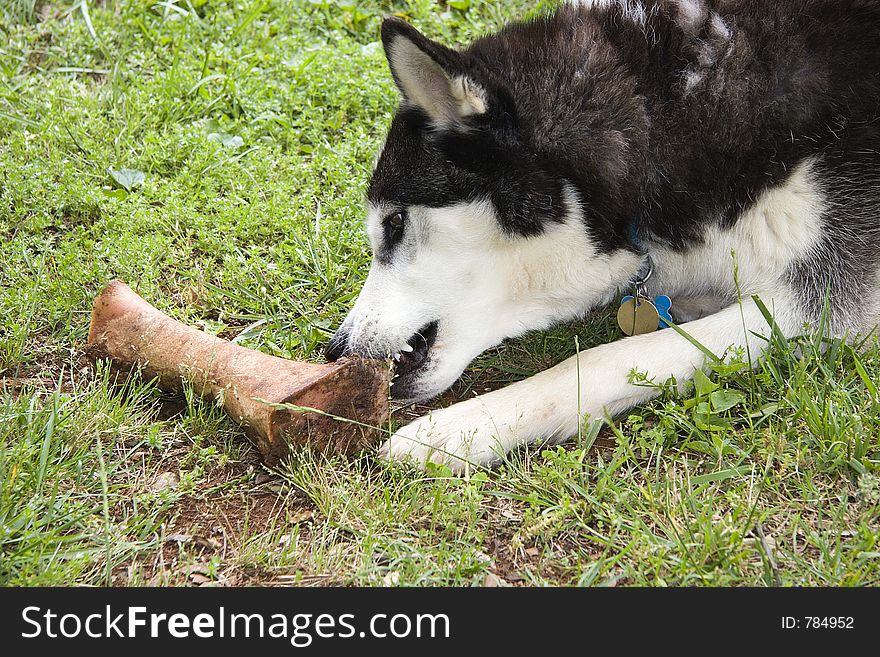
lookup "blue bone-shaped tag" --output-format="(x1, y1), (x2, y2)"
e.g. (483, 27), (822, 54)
(620, 295), (673, 330)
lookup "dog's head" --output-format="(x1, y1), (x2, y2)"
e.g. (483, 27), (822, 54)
(326, 17), (640, 402)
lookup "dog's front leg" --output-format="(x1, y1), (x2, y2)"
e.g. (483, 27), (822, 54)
(380, 296), (802, 472)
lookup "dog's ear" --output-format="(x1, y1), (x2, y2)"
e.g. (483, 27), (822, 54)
(381, 17), (488, 128)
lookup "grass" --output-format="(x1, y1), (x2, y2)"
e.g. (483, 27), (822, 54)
(1, 0), (878, 587)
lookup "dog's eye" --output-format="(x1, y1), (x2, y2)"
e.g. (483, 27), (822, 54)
(385, 211), (405, 230)
(382, 210), (406, 247)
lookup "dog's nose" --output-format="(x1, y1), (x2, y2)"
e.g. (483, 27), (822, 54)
(324, 328), (349, 362)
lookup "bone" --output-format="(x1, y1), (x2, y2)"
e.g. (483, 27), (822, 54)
(86, 280), (390, 464)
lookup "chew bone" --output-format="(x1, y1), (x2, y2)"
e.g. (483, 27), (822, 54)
(86, 280), (389, 463)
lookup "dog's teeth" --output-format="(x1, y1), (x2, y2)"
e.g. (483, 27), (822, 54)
(401, 344), (414, 353)
(393, 353), (401, 362)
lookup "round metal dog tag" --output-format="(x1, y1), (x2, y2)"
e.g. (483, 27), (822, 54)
(617, 297), (660, 336)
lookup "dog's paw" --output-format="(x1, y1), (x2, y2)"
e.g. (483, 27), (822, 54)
(378, 401), (509, 473)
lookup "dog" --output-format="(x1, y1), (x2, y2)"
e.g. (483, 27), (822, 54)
(325, 0), (880, 472)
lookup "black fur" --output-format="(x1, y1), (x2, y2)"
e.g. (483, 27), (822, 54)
(368, 0), (880, 325)
(368, 107), (569, 238)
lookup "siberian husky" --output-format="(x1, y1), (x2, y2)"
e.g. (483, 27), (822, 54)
(325, 0), (880, 472)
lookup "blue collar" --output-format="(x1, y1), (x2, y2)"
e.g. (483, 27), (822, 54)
(621, 221), (672, 331)
(629, 222), (645, 252)
(628, 223), (653, 288)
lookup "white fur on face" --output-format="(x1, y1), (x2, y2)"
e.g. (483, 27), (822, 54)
(340, 189), (641, 402)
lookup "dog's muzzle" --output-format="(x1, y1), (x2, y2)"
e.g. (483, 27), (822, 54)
(393, 320), (438, 377)
(324, 320), (439, 380)
(324, 328), (350, 362)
